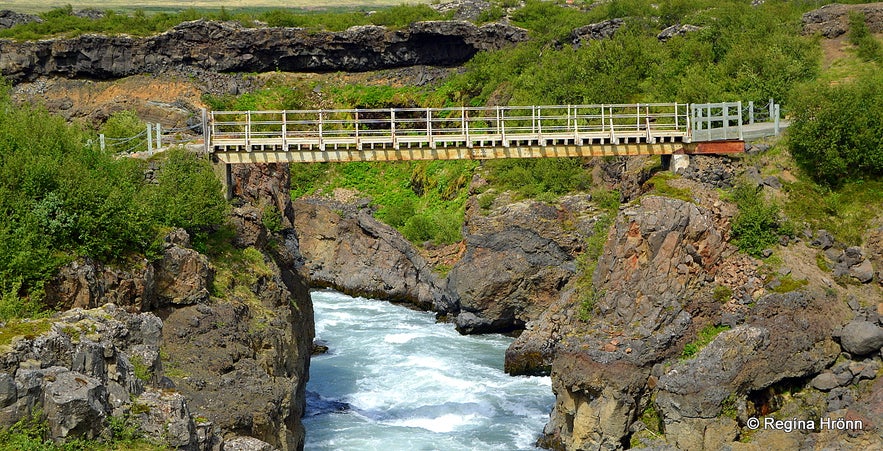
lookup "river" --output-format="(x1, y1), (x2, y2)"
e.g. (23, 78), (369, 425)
(303, 290), (554, 450)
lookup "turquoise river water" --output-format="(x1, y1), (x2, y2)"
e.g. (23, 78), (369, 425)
(303, 290), (555, 450)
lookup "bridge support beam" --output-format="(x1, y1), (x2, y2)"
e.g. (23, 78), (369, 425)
(211, 156), (232, 201)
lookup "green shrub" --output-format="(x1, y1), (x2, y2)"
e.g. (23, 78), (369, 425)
(789, 72), (883, 186)
(485, 158), (591, 199)
(713, 285), (733, 303)
(730, 184), (783, 257)
(849, 12), (882, 62)
(98, 110), (147, 154)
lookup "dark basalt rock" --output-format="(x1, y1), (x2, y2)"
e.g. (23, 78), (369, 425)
(0, 19), (528, 83)
(0, 10), (42, 29)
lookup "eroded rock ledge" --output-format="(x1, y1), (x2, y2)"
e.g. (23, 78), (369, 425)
(0, 19), (528, 83)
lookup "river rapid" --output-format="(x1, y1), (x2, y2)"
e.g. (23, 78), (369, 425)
(303, 290), (554, 450)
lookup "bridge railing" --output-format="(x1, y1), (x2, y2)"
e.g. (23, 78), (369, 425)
(209, 103), (692, 151)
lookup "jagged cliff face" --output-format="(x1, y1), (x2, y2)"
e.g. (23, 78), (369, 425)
(0, 20), (528, 83)
(1, 162), (314, 450)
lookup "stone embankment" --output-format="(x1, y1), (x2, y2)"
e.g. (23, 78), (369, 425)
(0, 19), (528, 83)
(1, 163), (313, 450)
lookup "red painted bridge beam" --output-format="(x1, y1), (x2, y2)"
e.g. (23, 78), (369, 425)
(680, 140), (745, 154)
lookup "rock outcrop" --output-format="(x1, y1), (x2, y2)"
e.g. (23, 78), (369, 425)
(0, 305), (181, 444)
(292, 199), (452, 312)
(448, 194), (591, 334)
(0, 19), (528, 83)
(0, 10), (41, 29)
(572, 19), (624, 47)
(12, 160), (314, 450)
(802, 2), (883, 38)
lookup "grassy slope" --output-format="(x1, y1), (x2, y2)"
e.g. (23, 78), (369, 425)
(3, 0), (441, 14)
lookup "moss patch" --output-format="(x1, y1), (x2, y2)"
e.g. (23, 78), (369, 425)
(643, 171), (693, 203)
(0, 318), (50, 347)
(682, 324), (731, 359)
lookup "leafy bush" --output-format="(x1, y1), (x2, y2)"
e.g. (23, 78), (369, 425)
(848, 12), (882, 62)
(789, 72), (883, 186)
(485, 157), (591, 199)
(0, 89), (228, 311)
(730, 184), (783, 257)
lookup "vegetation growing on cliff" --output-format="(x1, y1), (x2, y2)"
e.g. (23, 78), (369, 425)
(0, 408), (164, 451)
(0, 86), (227, 318)
(0, 4), (448, 40)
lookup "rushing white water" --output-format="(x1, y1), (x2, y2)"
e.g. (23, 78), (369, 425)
(304, 290), (554, 451)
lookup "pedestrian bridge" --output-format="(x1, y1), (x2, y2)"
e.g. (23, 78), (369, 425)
(207, 101), (783, 164)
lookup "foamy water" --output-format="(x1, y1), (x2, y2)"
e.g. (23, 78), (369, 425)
(304, 290), (554, 450)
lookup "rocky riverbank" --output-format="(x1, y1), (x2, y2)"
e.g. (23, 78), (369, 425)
(1, 162), (314, 450)
(289, 150), (883, 449)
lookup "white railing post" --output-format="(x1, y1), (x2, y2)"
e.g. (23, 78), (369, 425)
(246, 111), (252, 150)
(355, 110), (361, 150)
(748, 101), (755, 125)
(537, 106), (543, 145)
(281, 111), (288, 150)
(723, 103), (729, 139)
(737, 101), (743, 141)
(573, 105), (580, 141)
(318, 110), (324, 151)
(464, 107), (471, 149)
(774, 103), (780, 135)
(501, 107), (508, 147)
(426, 107), (433, 149)
(202, 108), (210, 154)
(155, 123), (162, 151)
(99, 134), (105, 152)
(391, 108), (398, 150)
(147, 123), (153, 154)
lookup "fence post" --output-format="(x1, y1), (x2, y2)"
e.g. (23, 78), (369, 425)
(737, 101), (743, 141)
(774, 103), (780, 135)
(202, 108), (209, 154)
(155, 123), (162, 151)
(99, 134), (106, 152)
(723, 103), (729, 140)
(748, 101), (754, 125)
(147, 123), (153, 154)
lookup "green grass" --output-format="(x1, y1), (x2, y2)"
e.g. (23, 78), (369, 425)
(0, 318), (50, 347)
(681, 324), (731, 359)
(782, 178), (883, 246)
(643, 171), (693, 202)
(0, 3), (449, 40)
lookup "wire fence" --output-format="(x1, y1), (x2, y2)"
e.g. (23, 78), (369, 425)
(99, 120), (204, 157)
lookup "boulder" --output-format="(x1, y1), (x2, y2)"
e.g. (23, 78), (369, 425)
(153, 245), (212, 306)
(811, 371), (840, 391)
(803, 3), (883, 38)
(449, 198), (581, 334)
(134, 390), (197, 448)
(812, 229), (835, 249)
(572, 19), (624, 47)
(293, 200), (452, 312)
(0, 10), (42, 29)
(224, 436), (276, 451)
(840, 320), (883, 356)
(849, 259), (875, 284)
(657, 24), (702, 42)
(43, 370), (109, 440)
